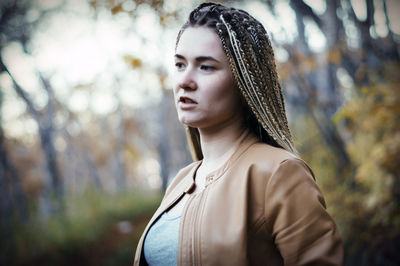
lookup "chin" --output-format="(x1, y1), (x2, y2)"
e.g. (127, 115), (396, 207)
(180, 118), (203, 128)
(178, 114), (216, 129)
(181, 120), (199, 128)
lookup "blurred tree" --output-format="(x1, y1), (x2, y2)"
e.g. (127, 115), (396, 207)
(112, 76), (128, 190)
(334, 62), (400, 266)
(270, 0), (400, 264)
(93, 0), (193, 191)
(0, 102), (28, 225)
(287, 0), (350, 171)
(0, 0), (399, 265)
(0, 0), (65, 215)
(272, 0), (399, 172)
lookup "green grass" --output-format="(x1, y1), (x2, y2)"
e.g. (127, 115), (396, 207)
(1, 190), (162, 266)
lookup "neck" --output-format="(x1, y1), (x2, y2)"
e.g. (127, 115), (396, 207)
(198, 117), (247, 170)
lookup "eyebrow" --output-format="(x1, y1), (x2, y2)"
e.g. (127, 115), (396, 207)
(174, 54), (221, 63)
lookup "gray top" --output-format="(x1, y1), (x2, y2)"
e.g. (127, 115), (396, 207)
(143, 211), (181, 266)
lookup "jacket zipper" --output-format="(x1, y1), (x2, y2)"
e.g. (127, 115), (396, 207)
(179, 193), (195, 266)
(179, 191), (203, 266)
(192, 194), (200, 265)
(193, 188), (209, 265)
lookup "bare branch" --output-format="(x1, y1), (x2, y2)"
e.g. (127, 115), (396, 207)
(1, 56), (41, 122)
(289, 0), (323, 28)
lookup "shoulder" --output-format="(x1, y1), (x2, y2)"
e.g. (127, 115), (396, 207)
(245, 142), (297, 162)
(252, 147), (343, 265)
(237, 142), (315, 180)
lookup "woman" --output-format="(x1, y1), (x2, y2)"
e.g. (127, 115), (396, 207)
(134, 2), (344, 265)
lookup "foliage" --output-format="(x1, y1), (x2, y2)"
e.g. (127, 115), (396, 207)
(295, 61), (400, 265)
(333, 62), (400, 265)
(1, 0), (400, 265)
(0, 190), (162, 266)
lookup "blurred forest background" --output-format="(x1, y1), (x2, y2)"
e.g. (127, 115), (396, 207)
(0, 0), (399, 265)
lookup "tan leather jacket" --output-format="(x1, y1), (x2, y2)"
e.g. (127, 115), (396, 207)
(134, 134), (344, 265)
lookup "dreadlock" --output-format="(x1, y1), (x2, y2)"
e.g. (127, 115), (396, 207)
(176, 2), (295, 160)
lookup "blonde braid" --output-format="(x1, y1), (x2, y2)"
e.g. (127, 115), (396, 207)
(219, 13), (295, 152)
(177, 3), (296, 158)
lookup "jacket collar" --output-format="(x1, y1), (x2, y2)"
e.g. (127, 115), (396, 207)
(154, 132), (258, 215)
(203, 132), (258, 186)
(190, 131), (259, 190)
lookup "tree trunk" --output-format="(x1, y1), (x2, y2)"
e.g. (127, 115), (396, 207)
(288, 0), (351, 171)
(113, 78), (127, 190)
(2, 57), (64, 213)
(0, 125), (29, 224)
(382, 0), (400, 61)
(158, 90), (170, 192)
(0, 130), (13, 227)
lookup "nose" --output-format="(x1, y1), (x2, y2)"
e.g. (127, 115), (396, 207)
(177, 69), (197, 91)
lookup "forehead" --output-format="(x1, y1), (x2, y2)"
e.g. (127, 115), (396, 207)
(176, 27), (226, 59)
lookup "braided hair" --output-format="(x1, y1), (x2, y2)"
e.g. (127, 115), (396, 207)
(176, 2), (295, 160)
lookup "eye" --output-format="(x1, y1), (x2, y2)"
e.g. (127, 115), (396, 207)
(175, 62), (185, 70)
(200, 65), (215, 71)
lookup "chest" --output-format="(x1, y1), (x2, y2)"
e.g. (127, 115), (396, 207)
(174, 170), (272, 265)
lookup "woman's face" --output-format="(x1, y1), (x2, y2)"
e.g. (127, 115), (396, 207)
(173, 26), (243, 130)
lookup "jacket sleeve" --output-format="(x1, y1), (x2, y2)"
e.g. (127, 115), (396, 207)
(264, 158), (344, 266)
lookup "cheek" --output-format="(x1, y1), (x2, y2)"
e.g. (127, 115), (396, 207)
(208, 78), (239, 105)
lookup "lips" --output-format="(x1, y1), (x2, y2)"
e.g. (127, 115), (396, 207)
(178, 96), (197, 110)
(179, 96), (197, 104)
